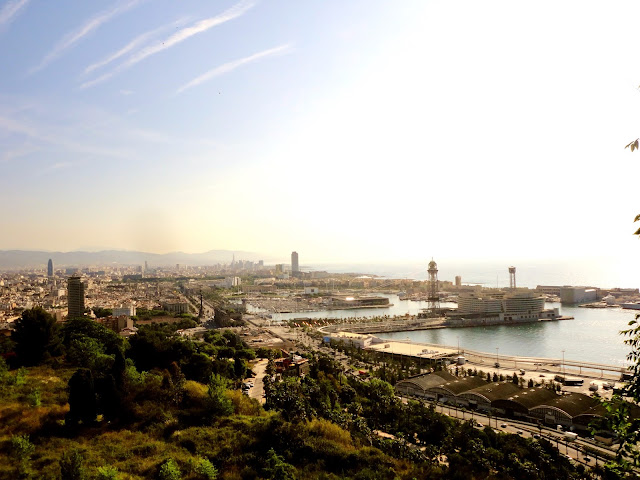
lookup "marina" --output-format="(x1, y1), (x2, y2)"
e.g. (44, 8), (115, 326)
(250, 294), (636, 368)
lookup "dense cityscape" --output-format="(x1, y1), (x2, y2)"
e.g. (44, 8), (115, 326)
(1, 251), (640, 478)
(3, 0), (640, 478)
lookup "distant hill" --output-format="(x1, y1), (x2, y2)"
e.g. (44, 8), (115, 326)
(0, 249), (263, 269)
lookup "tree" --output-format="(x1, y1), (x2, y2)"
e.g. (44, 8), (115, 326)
(194, 457), (218, 479)
(158, 458), (181, 480)
(11, 307), (61, 366)
(206, 374), (233, 417)
(263, 448), (296, 480)
(59, 449), (86, 480)
(266, 357), (276, 376)
(594, 317), (640, 473)
(67, 368), (97, 424)
(10, 434), (34, 477)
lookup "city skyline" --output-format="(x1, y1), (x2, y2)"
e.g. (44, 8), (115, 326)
(2, 1), (640, 267)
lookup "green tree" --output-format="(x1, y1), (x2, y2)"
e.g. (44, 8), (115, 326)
(594, 317), (640, 474)
(266, 357), (276, 376)
(194, 457), (218, 479)
(66, 336), (113, 371)
(11, 307), (61, 366)
(206, 374), (233, 417)
(263, 448), (296, 480)
(10, 434), (34, 477)
(92, 307), (113, 318)
(59, 449), (86, 480)
(233, 357), (247, 379)
(67, 368), (97, 424)
(158, 458), (181, 480)
(97, 465), (120, 480)
(61, 318), (123, 354)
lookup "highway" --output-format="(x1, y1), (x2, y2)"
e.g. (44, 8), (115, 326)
(402, 397), (617, 467)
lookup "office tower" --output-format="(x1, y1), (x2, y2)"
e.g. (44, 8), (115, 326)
(47, 259), (54, 277)
(291, 251), (299, 273)
(67, 275), (85, 319)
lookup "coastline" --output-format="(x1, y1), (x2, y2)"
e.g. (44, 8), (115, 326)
(318, 314), (574, 335)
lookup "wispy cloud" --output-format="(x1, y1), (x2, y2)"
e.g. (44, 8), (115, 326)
(39, 161), (73, 175)
(176, 44), (292, 94)
(0, 0), (29, 30)
(0, 114), (132, 159)
(31, 0), (145, 74)
(83, 17), (189, 75)
(81, 0), (255, 89)
(0, 143), (39, 163)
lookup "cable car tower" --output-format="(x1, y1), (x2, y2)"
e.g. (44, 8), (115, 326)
(427, 258), (440, 315)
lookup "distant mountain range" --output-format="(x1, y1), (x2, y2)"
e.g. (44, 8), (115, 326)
(0, 249), (264, 269)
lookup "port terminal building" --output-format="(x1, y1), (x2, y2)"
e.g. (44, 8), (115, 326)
(448, 292), (560, 323)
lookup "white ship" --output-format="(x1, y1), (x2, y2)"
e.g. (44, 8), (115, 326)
(621, 302), (640, 310)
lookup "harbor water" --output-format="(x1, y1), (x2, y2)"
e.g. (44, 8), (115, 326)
(259, 294), (635, 367)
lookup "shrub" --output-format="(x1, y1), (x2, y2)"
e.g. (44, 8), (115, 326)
(14, 367), (27, 386)
(97, 465), (120, 480)
(59, 449), (86, 480)
(158, 458), (181, 480)
(307, 419), (352, 447)
(28, 388), (41, 407)
(10, 434), (34, 477)
(194, 457), (218, 479)
(10, 434), (34, 461)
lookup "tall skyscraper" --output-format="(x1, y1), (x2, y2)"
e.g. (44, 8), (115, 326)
(47, 259), (54, 277)
(67, 275), (85, 319)
(291, 251), (299, 274)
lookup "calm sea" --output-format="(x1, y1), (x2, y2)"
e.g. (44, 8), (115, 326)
(265, 295), (635, 367)
(309, 258), (640, 291)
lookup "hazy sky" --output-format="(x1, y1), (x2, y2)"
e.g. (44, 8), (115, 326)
(3, 0), (640, 267)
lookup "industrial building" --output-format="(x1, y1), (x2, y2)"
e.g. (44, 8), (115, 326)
(395, 371), (611, 432)
(560, 287), (599, 305)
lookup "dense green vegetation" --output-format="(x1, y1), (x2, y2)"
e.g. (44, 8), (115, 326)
(0, 307), (602, 479)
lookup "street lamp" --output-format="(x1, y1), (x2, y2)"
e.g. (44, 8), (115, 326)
(562, 350), (565, 377)
(496, 347), (499, 368)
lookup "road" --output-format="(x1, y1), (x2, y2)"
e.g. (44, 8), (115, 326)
(248, 358), (268, 404)
(412, 398), (616, 467)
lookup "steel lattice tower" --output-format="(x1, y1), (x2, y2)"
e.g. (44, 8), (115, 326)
(427, 259), (440, 314)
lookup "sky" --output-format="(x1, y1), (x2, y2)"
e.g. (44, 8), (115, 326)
(3, 0), (640, 270)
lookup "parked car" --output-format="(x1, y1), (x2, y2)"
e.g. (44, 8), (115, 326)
(500, 423), (508, 428)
